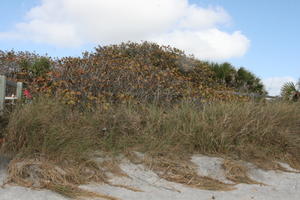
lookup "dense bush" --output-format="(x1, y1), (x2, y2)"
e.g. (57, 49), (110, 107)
(46, 42), (245, 106)
(0, 50), (45, 79)
(1, 42), (261, 107)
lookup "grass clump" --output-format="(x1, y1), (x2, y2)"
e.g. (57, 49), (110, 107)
(2, 98), (100, 159)
(222, 160), (261, 185)
(1, 97), (300, 197)
(1, 98), (113, 199)
(130, 154), (234, 191)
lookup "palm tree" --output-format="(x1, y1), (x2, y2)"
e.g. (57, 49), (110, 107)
(211, 62), (237, 86)
(280, 78), (300, 101)
(210, 63), (266, 95)
(236, 67), (266, 94)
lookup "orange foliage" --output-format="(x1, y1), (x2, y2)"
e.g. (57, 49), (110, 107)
(1, 42), (249, 106)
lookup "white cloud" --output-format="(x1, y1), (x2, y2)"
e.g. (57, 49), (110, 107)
(177, 5), (231, 30)
(263, 77), (297, 96)
(0, 0), (250, 60)
(16, 21), (81, 47)
(151, 29), (249, 60)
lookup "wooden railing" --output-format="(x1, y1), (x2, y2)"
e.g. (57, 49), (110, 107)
(0, 75), (23, 114)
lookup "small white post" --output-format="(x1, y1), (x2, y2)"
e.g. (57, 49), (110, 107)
(0, 75), (6, 114)
(16, 82), (23, 101)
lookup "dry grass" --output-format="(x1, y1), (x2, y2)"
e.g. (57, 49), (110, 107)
(1, 98), (100, 160)
(3, 158), (119, 199)
(1, 97), (299, 197)
(222, 160), (261, 185)
(132, 154), (234, 191)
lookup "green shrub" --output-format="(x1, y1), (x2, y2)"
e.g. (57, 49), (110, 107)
(20, 57), (51, 78)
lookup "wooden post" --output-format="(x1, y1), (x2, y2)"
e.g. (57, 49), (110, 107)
(0, 75), (6, 114)
(16, 82), (23, 101)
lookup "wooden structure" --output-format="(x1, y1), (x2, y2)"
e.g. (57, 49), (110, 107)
(0, 75), (23, 114)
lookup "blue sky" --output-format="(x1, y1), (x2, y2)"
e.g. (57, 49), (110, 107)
(0, 0), (299, 95)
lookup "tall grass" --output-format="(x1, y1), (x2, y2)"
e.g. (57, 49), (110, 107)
(2, 98), (300, 166)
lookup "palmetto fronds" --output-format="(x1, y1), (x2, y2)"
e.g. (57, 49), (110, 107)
(280, 81), (299, 100)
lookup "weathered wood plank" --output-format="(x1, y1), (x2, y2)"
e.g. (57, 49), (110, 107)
(0, 75), (6, 113)
(5, 97), (18, 100)
(16, 82), (23, 100)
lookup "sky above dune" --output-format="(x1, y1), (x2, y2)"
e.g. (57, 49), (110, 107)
(0, 0), (299, 95)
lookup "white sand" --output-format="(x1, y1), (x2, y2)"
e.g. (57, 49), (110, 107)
(1, 155), (300, 200)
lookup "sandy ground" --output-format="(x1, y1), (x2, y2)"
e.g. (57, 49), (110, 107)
(0, 155), (300, 200)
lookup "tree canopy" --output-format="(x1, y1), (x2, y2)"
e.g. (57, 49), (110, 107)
(209, 62), (266, 95)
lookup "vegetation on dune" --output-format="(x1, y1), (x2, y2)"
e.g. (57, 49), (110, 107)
(1, 97), (300, 197)
(1, 42), (266, 107)
(1, 42), (299, 198)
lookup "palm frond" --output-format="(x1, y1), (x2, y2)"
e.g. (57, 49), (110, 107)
(280, 82), (297, 99)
